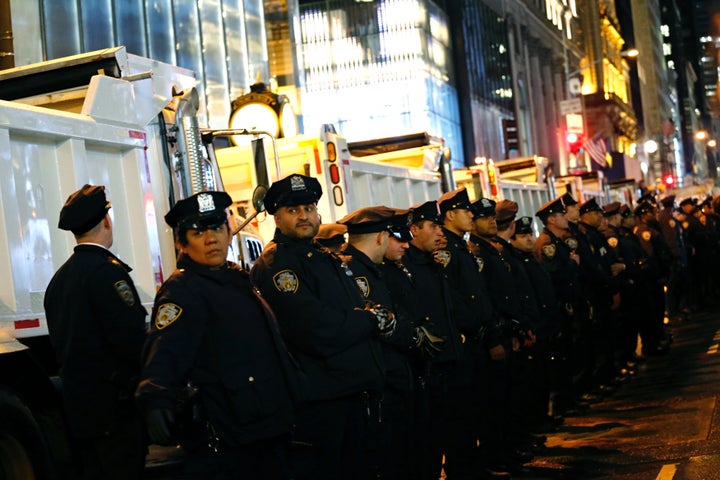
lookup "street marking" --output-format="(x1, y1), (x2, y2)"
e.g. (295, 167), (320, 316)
(707, 330), (720, 354)
(655, 464), (677, 480)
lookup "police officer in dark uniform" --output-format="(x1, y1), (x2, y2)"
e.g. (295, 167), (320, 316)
(657, 195), (688, 320)
(532, 198), (582, 414)
(434, 189), (509, 479)
(251, 174), (394, 480)
(44, 184), (147, 479)
(136, 191), (296, 479)
(338, 206), (441, 480)
(385, 200), (470, 480)
(680, 197), (712, 308)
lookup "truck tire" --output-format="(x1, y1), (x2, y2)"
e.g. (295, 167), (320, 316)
(0, 389), (54, 480)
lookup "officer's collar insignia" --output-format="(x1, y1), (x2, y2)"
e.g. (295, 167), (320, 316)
(542, 244), (556, 259)
(607, 237), (618, 248)
(355, 277), (370, 298)
(113, 280), (136, 307)
(273, 269), (299, 293)
(434, 249), (451, 268)
(475, 256), (484, 272)
(641, 231), (652, 242)
(197, 193), (215, 213)
(155, 303), (182, 330)
(565, 238), (578, 250)
(290, 175), (306, 191)
(669, 219), (676, 228)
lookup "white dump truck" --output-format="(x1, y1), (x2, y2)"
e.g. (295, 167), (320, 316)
(0, 47), (448, 476)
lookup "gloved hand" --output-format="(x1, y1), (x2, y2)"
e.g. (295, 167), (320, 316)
(366, 304), (397, 339)
(145, 408), (176, 445)
(415, 325), (445, 358)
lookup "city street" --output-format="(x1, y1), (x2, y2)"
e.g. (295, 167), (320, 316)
(146, 304), (720, 479)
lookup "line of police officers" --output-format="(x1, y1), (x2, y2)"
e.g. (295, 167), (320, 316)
(45, 177), (717, 479)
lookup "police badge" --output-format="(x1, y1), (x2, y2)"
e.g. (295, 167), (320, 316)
(542, 244), (556, 259)
(641, 231), (652, 242)
(273, 270), (300, 293)
(434, 250), (452, 268)
(155, 303), (182, 330)
(355, 277), (370, 297)
(197, 193), (215, 213)
(114, 280), (136, 306)
(607, 237), (619, 248)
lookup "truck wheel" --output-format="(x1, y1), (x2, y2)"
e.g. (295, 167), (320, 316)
(0, 390), (53, 480)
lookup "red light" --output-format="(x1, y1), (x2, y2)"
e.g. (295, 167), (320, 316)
(664, 175), (675, 186)
(566, 133), (579, 144)
(329, 164), (341, 184)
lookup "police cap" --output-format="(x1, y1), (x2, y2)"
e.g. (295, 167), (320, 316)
(338, 206), (396, 234)
(579, 197), (603, 215)
(619, 204), (631, 218)
(638, 193), (658, 205)
(264, 174), (323, 215)
(561, 191), (578, 207)
(634, 201), (655, 217)
(535, 198), (566, 221)
(472, 198), (496, 219)
(438, 188), (472, 214)
(315, 223), (347, 248)
(58, 184), (112, 235)
(165, 191), (232, 230)
(515, 216), (534, 235)
(603, 201), (621, 217)
(495, 200), (519, 226)
(679, 197), (696, 209)
(660, 195), (676, 208)
(409, 201), (441, 224)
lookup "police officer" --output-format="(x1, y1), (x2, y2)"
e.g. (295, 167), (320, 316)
(385, 200), (470, 480)
(338, 206), (440, 479)
(435, 189), (509, 479)
(136, 191), (296, 479)
(44, 184), (147, 479)
(250, 174), (393, 480)
(533, 198), (582, 414)
(657, 195), (688, 320)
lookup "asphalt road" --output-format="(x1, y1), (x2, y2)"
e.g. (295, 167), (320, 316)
(146, 304), (720, 479)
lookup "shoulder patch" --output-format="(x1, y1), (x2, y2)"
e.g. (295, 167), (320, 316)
(682, 221), (689, 230)
(113, 280), (136, 306)
(607, 237), (618, 248)
(273, 269), (299, 293)
(542, 244), (556, 259)
(155, 303), (182, 330)
(355, 276), (370, 297)
(434, 249), (451, 268)
(565, 237), (578, 251)
(641, 231), (652, 242)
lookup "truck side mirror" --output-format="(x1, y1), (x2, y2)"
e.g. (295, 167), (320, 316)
(252, 184), (267, 213)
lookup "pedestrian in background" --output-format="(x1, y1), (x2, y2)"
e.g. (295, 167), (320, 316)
(44, 184), (147, 479)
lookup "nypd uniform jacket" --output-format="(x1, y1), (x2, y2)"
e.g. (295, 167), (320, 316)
(342, 244), (416, 391)
(634, 223), (672, 279)
(434, 228), (503, 347)
(251, 231), (385, 402)
(388, 244), (463, 365)
(657, 208), (685, 262)
(577, 222), (618, 303)
(469, 235), (530, 333)
(510, 247), (560, 340)
(532, 228), (581, 306)
(136, 256), (295, 447)
(44, 244), (146, 438)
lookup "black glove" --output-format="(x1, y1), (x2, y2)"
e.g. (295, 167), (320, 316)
(366, 304), (397, 339)
(145, 408), (176, 445)
(415, 325), (445, 358)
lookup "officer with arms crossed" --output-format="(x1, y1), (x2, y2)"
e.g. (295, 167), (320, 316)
(251, 174), (395, 480)
(44, 184), (147, 479)
(136, 191), (297, 479)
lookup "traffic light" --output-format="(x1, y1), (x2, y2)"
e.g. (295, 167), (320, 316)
(566, 132), (583, 154)
(663, 174), (675, 187)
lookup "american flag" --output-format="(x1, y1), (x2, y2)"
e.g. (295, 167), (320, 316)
(583, 135), (609, 168)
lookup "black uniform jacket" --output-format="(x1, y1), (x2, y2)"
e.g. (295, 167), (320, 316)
(533, 227), (581, 305)
(390, 244), (463, 365)
(343, 244), (416, 392)
(250, 230), (384, 402)
(44, 244), (147, 438)
(434, 228), (503, 348)
(137, 256), (295, 447)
